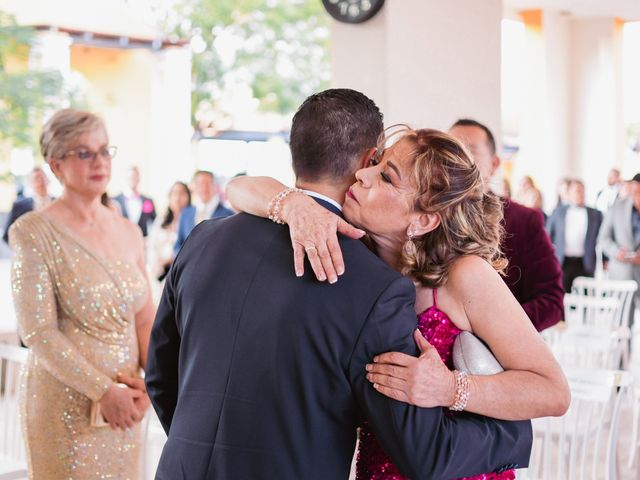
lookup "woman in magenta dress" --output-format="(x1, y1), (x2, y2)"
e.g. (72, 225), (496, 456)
(227, 127), (569, 479)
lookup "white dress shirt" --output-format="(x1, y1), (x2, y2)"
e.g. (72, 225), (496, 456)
(194, 196), (220, 225)
(302, 190), (343, 212)
(124, 189), (143, 224)
(564, 205), (588, 257)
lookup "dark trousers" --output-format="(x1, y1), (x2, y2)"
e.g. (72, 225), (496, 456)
(562, 256), (589, 292)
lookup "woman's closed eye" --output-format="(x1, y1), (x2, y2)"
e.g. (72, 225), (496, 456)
(380, 171), (392, 183)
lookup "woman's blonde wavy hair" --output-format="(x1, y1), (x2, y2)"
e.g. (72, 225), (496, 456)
(385, 126), (507, 288)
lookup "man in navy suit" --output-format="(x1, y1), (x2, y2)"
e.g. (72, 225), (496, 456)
(449, 119), (564, 331)
(174, 170), (233, 253)
(146, 89), (531, 480)
(113, 166), (157, 237)
(3, 167), (53, 244)
(547, 179), (603, 292)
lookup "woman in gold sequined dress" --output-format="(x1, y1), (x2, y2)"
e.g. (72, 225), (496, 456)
(9, 109), (156, 479)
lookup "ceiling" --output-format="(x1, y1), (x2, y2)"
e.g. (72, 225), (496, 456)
(504, 0), (640, 20)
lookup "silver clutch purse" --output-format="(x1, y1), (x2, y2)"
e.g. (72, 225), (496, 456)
(452, 331), (504, 375)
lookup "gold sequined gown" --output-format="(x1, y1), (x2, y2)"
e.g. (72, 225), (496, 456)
(9, 212), (148, 479)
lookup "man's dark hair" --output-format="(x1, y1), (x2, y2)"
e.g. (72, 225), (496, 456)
(290, 89), (383, 182)
(451, 118), (496, 155)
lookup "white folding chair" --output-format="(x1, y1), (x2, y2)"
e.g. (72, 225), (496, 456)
(571, 277), (638, 347)
(0, 344), (28, 480)
(545, 295), (625, 369)
(522, 367), (631, 480)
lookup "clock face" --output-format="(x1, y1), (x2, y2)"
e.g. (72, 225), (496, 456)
(322, 0), (385, 24)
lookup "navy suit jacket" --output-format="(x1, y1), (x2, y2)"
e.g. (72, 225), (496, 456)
(113, 193), (157, 237)
(502, 199), (564, 331)
(546, 204), (603, 274)
(3, 197), (34, 244)
(174, 202), (234, 254)
(146, 200), (532, 480)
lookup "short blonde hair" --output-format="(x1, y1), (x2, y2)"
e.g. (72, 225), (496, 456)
(40, 109), (106, 161)
(389, 127), (506, 288)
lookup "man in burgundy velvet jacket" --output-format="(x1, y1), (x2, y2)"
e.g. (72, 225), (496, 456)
(450, 119), (564, 331)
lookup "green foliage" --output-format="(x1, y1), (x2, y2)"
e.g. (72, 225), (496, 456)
(0, 12), (79, 149)
(168, 0), (331, 126)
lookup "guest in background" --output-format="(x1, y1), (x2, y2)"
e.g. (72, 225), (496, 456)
(619, 180), (632, 202)
(147, 181), (191, 301)
(113, 165), (156, 236)
(449, 118), (564, 331)
(174, 170), (233, 253)
(3, 167), (53, 243)
(598, 173), (640, 302)
(9, 108), (153, 478)
(516, 175), (544, 211)
(596, 167), (622, 213)
(547, 179), (603, 292)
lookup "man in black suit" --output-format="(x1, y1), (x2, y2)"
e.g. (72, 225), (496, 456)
(3, 167), (53, 244)
(547, 179), (603, 291)
(113, 166), (156, 236)
(146, 89), (531, 480)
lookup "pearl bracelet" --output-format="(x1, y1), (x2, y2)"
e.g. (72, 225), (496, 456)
(449, 370), (470, 412)
(267, 187), (303, 224)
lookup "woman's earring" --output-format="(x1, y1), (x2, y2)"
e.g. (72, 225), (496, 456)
(403, 226), (418, 257)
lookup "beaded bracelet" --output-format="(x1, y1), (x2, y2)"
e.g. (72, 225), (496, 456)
(449, 370), (470, 412)
(267, 187), (303, 224)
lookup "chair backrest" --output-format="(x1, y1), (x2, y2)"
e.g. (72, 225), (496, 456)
(571, 277), (638, 329)
(564, 294), (622, 330)
(555, 295), (625, 369)
(524, 367), (631, 480)
(0, 344), (28, 469)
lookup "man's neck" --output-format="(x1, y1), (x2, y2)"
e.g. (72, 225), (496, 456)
(295, 180), (350, 206)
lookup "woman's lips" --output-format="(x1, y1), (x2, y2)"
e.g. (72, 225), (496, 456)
(90, 174), (106, 182)
(346, 188), (358, 203)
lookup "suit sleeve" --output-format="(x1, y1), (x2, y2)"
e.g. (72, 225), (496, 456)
(149, 198), (157, 222)
(145, 257), (181, 434)
(348, 276), (532, 480)
(597, 208), (618, 259)
(518, 209), (564, 331)
(3, 202), (21, 244)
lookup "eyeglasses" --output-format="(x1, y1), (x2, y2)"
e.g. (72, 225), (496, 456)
(61, 146), (118, 162)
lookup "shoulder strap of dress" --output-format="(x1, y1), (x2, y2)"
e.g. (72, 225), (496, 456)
(432, 288), (438, 307)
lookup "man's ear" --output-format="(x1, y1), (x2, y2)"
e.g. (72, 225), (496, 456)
(410, 212), (440, 237)
(491, 154), (501, 177)
(358, 147), (378, 170)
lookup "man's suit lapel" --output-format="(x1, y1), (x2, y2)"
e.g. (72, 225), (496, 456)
(117, 195), (129, 218)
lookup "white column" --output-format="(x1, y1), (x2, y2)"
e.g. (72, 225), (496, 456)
(570, 18), (623, 201)
(29, 30), (72, 75)
(147, 46), (194, 204)
(332, 0), (502, 134)
(513, 10), (573, 211)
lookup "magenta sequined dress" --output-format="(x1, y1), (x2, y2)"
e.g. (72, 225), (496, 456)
(355, 289), (515, 480)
